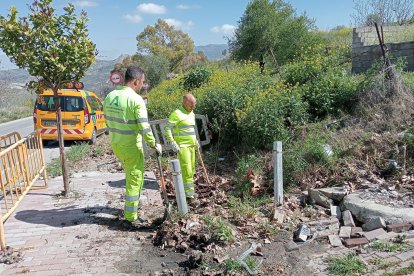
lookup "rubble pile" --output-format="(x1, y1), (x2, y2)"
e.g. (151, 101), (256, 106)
(297, 185), (414, 249)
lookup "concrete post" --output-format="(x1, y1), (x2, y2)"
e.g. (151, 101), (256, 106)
(274, 141), (283, 206)
(170, 159), (188, 215)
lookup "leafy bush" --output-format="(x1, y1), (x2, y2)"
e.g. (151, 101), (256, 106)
(284, 127), (336, 189)
(181, 67), (211, 91)
(301, 71), (361, 118)
(282, 46), (361, 119)
(236, 85), (308, 148)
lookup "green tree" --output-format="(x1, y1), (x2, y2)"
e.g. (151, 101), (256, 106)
(113, 54), (170, 87)
(229, 0), (319, 67)
(0, 0), (97, 195)
(137, 19), (194, 72)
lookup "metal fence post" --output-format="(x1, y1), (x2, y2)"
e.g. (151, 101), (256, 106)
(170, 159), (188, 215)
(274, 141), (283, 206)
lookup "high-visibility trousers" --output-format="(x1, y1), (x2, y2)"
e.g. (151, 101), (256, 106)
(111, 143), (144, 222)
(178, 146), (196, 198)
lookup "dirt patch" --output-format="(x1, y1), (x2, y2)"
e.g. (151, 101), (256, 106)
(0, 246), (23, 264)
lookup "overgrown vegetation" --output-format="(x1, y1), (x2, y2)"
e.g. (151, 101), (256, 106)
(383, 263), (414, 276)
(327, 253), (367, 276)
(203, 215), (234, 243)
(48, 142), (91, 177)
(369, 241), (414, 252)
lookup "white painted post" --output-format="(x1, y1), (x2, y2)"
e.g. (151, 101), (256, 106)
(274, 141), (283, 206)
(170, 159), (188, 215)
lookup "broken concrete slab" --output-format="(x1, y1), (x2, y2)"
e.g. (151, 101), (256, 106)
(339, 226), (352, 239)
(312, 222), (340, 238)
(342, 210), (356, 227)
(308, 188), (333, 208)
(308, 218), (339, 227)
(330, 206), (342, 220)
(364, 228), (387, 242)
(344, 237), (369, 248)
(328, 235), (343, 247)
(273, 210), (285, 223)
(343, 191), (414, 224)
(386, 222), (413, 233)
(362, 217), (386, 231)
(376, 231), (400, 241)
(318, 186), (347, 202)
(351, 227), (363, 237)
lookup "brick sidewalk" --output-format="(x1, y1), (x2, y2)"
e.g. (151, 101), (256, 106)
(0, 171), (168, 275)
(309, 236), (414, 275)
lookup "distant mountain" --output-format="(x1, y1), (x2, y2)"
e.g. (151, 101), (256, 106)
(195, 44), (228, 60)
(0, 57), (122, 108)
(0, 54), (18, 70)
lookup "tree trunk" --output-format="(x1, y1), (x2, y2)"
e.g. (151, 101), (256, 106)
(53, 90), (69, 196)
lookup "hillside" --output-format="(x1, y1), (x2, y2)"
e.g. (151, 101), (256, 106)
(0, 57), (123, 109)
(195, 44), (228, 60)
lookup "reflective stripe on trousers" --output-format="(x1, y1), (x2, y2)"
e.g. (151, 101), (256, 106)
(111, 143), (145, 222)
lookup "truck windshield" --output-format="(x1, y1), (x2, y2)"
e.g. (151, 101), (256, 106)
(36, 96), (85, 112)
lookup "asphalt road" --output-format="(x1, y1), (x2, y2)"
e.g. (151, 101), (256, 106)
(0, 116), (68, 164)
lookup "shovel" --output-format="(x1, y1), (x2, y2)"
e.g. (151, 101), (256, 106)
(156, 152), (172, 222)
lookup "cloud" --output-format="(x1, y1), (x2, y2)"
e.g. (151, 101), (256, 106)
(177, 4), (190, 9)
(123, 14), (143, 24)
(75, 1), (98, 8)
(176, 4), (200, 10)
(137, 3), (167, 14)
(164, 18), (194, 31)
(210, 24), (236, 35)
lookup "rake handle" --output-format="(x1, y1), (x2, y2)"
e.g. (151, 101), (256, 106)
(197, 147), (210, 186)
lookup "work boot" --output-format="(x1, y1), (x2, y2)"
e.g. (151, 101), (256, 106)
(187, 197), (200, 208)
(122, 214), (150, 229)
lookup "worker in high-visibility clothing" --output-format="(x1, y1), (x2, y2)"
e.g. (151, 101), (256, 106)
(104, 66), (162, 226)
(164, 94), (200, 207)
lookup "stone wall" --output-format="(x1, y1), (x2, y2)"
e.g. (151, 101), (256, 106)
(352, 25), (414, 73)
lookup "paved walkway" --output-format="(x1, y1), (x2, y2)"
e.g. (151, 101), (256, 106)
(309, 235), (414, 275)
(0, 171), (166, 275)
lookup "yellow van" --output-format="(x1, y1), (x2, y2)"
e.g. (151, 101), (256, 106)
(33, 89), (107, 144)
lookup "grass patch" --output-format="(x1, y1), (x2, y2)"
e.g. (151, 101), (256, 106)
(327, 253), (367, 276)
(203, 216), (234, 243)
(368, 241), (413, 252)
(369, 256), (401, 270)
(227, 196), (258, 218)
(0, 107), (33, 124)
(48, 159), (62, 177)
(67, 142), (90, 162)
(93, 146), (103, 155)
(244, 256), (258, 272)
(224, 258), (244, 273)
(383, 262), (414, 276)
(47, 142), (91, 177)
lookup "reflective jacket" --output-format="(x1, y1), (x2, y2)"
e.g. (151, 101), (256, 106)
(104, 86), (155, 148)
(164, 106), (197, 147)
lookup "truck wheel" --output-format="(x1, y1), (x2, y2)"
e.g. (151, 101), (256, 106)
(89, 128), (97, 145)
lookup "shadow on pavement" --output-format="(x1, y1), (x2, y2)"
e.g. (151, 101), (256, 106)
(108, 176), (159, 191)
(14, 205), (159, 233)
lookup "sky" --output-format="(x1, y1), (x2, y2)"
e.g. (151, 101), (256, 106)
(0, 0), (354, 68)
